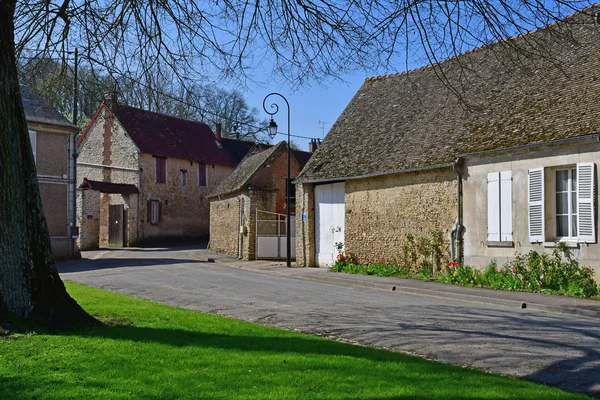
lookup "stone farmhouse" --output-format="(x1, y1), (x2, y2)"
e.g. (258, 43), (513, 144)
(295, 5), (600, 279)
(76, 93), (241, 249)
(22, 85), (79, 259)
(208, 141), (312, 260)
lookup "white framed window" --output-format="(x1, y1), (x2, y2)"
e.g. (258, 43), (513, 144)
(555, 168), (577, 239)
(528, 163), (595, 243)
(29, 130), (37, 164)
(487, 171), (512, 242)
(148, 200), (161, 224)
(181, 169), (187, 186)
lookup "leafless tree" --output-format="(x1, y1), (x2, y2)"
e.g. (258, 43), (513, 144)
(1, 0), (595, 327)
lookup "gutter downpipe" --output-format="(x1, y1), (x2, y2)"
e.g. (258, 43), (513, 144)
(72, 132), (79, 258)
(238, 196), (244, 259)
(450, 158), (463, 262)
(137, 164), (141, 245)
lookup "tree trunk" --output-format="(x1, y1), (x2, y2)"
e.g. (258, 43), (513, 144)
(0, 0), (98, 328)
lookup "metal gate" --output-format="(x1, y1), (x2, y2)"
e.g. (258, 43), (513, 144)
(109, 204), (126, 247)
(256, 210), (295, 259)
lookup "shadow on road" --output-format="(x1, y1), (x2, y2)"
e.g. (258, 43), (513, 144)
(58, 257), (203, 273)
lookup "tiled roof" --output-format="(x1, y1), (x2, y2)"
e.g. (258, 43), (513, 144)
(209, 142), (286, 197)
(297, 6), (600, 183)
(20, 85), (77, 130)
(79, 179), (139, 194)
(116, 105), (237, 167)
(221, 138), (257, 164)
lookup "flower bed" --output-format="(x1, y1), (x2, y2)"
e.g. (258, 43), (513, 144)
(330, 241), (599, 299)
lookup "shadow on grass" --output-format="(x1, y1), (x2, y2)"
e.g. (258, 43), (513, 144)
(70, 324), (411, 363)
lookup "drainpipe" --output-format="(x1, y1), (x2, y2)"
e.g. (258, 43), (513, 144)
(137, 161), (141, 245)
(72, 133), (79, 258)
(238, 196), (244, 259)
(71, 47), (79, 258)
(451, 158), (464, 262)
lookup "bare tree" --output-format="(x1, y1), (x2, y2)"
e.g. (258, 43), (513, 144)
(1, 0), (595, 327)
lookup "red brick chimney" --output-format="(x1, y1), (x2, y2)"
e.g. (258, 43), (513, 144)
(103, 91), (118, 114)
(309, 138), (321, 153)
(215, 123), (222, 142)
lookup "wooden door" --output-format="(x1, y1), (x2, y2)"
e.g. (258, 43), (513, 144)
(109, 204), (125, 247)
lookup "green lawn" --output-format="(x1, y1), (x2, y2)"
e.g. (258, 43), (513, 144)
(0, 283), (588, 399)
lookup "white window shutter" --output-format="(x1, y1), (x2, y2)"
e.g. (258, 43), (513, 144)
(500, 170), (513, 241)
(28, 130), (37, 164)
(577, 163), (595, 243)
(528, 168), (545, 242)
(487, 172), (500, 241)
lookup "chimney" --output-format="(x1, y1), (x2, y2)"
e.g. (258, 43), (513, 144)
(103, 91), (118, 114)
(309, 138), (321, 153)
(215, 123), (222, 142)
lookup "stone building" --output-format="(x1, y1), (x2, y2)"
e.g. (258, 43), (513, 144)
(76, 93), (239, 248)
(295, 5), (600, 278)
(208, 142), (311, 260)
(22, 85), (78, 259)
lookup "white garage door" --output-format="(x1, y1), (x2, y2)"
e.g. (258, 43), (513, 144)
(315, 182), (345, 267)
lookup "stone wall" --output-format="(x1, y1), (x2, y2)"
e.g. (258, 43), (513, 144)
(139, 153), (234, 242)
(77, 106), (139, 185)
(344, 168), (458, 261)
(35, 128), (70, 176)
(77, 188), (100, 250)
(295, 183), (316, 267)
(209, 193), (242, 257)
(29, 123), (75, 259)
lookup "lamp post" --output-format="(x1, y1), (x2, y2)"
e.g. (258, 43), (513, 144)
(263, 93), (291, 267)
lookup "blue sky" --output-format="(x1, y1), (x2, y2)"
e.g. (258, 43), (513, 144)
(242, 72), (367, 151)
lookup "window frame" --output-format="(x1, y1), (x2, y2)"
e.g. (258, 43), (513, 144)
(554, 167), (578, 241)
(181, 169), (188, 186)
(198, 163), (207, 187)
(29, 130), (37, 164)
(150, 200), (160, 224)
(155, 157), (167, 184)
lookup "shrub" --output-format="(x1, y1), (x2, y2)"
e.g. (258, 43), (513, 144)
(438, 246), (598, 298)
(329, 233), (598, 299)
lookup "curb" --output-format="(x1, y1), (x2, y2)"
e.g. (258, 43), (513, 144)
(193, 250), (600, 320)
(290, 273), (600, 320)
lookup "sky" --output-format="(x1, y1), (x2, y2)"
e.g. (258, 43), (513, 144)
(241, 72), (367, 152)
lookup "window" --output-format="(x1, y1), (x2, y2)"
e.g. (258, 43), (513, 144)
(556, 169), (577, 239)
(487, 171), (512, 243)
(528, 163), (595, 243)
(198, 163), (207, 187)
(29, 130), (37, 164)
(148, 200), (161, 224)
(181, 169), (187, 186)
(155, 157), (166, 184)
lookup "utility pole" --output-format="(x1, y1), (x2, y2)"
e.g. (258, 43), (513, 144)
(71, 48), (80, 258)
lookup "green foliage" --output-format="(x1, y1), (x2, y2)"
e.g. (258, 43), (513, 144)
(438, 246), (598, 298)
(0, 283), (584, 399)
(331, 231), (450, 280)
(331, 232), (598, 299)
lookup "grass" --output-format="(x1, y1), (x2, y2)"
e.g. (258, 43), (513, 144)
(0, 282), (590, 399)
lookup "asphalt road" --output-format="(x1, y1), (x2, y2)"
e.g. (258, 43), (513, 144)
(58, 245), (600, 398)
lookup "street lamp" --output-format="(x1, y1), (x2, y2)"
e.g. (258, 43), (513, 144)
(263, 93), (291, 267)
